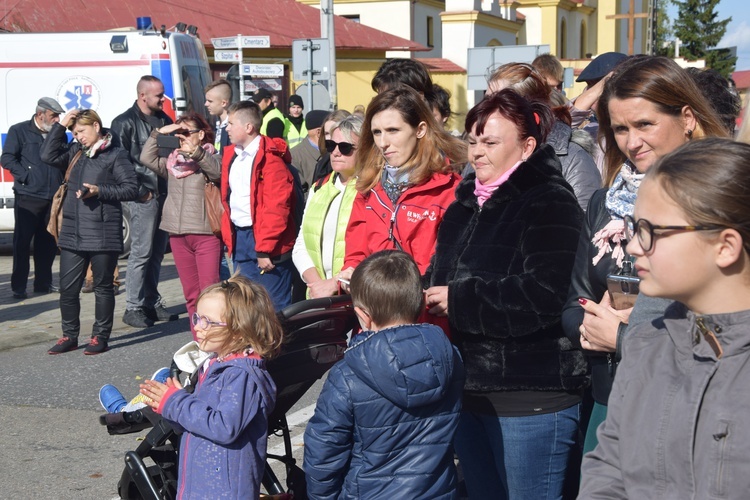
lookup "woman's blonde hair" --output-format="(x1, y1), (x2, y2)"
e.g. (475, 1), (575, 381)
(67, 109), (103, 131)
(356, 85), (467, 193)
(197, 274), (284, 359)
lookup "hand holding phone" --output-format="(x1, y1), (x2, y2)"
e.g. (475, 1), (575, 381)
(607, 274), (640, 310)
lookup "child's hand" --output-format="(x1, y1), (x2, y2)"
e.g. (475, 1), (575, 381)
(139, 376), (182, 410)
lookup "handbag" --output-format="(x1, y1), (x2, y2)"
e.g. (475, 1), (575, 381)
(203, 175), (224, 237)
(47, 150), (83, 243)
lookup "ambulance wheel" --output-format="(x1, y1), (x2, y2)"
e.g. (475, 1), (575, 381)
(120, 202), (131, 259)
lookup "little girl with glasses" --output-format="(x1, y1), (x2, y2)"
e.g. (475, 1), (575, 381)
(139, 275), (283, 499)
(580, 138), (750, 497)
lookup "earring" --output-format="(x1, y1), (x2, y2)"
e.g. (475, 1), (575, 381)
(686, 129), (694, 140)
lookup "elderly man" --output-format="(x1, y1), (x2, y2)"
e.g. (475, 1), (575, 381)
(290, 109), (328, 196)
(2, 97), (65, 299)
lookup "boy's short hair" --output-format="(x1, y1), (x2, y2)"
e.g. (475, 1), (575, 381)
(532, 53), (564, 83)
(350, 250), (424, 325)
(227, 100), (262, 131)
(205, 79), (233, 102)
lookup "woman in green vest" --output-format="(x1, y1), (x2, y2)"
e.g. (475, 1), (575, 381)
(292, 115), (363, 298)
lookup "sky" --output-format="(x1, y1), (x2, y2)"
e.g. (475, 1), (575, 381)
(666, 0), (750, 72)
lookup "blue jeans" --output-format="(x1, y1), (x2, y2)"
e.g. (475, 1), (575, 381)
(124, 197), (169, 310)
(233, 226), (293, 310)
(454, 404), (580, 500)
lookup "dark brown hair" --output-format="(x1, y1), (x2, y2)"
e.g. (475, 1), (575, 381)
(356, 85), (467, 193)
(197, 274), (284, 359)
(466, 88), (555, 146)
(597, 56), (729, 186)
(649, 138), (750, 255)
(350, 250), (424, 325)
(176, 112), (215, 145)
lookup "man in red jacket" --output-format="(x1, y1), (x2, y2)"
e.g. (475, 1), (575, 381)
(220, 101), (297, 309)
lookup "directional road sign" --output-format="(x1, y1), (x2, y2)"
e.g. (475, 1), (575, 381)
(214, 50), (241, 62)
(241, 64), (284, 77)
(211, 36), (271, 49)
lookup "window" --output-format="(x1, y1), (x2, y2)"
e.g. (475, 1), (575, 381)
(427, 16), (434, 48)
(343, 14), (360, 23)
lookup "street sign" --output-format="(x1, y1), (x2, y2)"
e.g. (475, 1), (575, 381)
(244, 79), (283, 92)
(292, 38), (331, 81)
(214, 50), (241, 62)
(211, 36), (271, 49)
(241, 64), (284, 77)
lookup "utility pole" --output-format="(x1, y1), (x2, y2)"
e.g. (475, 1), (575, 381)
(320, 0), (338, 109)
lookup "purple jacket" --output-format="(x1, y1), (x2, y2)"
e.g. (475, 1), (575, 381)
(159, 354), (276, 499)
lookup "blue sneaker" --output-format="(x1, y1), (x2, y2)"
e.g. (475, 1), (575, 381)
(99, 384), (127, 413)
(151, 367), (170, 384)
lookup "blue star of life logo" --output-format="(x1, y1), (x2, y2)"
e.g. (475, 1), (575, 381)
(64, 85), (94, 110)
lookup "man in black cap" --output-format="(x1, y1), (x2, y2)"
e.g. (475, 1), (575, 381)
(284, 95), (307, 148)
(251, 88), (285, 139)
(290, 109), (328, 195)
(1, 97), (66, 299)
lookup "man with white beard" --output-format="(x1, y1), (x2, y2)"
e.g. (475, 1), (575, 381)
(1, 97), (65, 299)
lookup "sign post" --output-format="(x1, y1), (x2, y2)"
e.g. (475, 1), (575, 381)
(292, 38), (330, 110)
(211, 35), (272, 100)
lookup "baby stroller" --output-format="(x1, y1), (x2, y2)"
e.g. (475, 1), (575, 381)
(99, 295), (356, 500)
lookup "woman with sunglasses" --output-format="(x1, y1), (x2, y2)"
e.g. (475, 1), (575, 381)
(561, 56), (728, 457)
(292, 115), (363, 298)
(42, 109), (138, 355)
(340, 85), (466, 284)
(140, 112), (222, 340)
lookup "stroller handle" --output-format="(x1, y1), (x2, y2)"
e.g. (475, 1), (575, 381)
(278, 294), (352, 320)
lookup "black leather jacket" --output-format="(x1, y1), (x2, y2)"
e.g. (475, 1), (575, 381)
(110, 102), (172, 199)
(562, 188), (628, 404)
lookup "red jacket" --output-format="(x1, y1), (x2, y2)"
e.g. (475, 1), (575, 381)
(344, 171), (461, 274)
(221, 136), (297, 258)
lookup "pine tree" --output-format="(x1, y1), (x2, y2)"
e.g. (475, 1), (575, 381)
(672, 0), (736, 77)
(654, 0), (674, 58)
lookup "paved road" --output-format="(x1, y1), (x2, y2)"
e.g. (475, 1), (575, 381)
(0, 235), (319, 499)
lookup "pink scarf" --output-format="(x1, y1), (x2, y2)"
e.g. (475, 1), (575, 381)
(166, 143), (217, 179)
(474, 161), (522, 207)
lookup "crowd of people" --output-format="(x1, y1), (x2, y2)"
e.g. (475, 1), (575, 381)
(7, 51), (750, 498)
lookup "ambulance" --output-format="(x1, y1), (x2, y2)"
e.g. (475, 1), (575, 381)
(0, 20), (213, 243)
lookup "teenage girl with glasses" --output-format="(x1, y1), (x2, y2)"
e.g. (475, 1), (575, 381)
(580, 138), (750, 497)
(139, 274), (283, 499)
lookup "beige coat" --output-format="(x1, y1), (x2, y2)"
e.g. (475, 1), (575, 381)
(140, 130), (222, 235)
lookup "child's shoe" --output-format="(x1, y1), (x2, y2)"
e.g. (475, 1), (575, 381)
(99, 384), (127, 413)
(151, 367), (170, 384)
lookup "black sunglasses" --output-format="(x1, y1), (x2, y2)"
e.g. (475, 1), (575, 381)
(325, 139), (356, 156)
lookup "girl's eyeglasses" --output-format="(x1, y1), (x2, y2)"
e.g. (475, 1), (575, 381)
(325, 139), (356, 156)
(623, 215), (722, 253)
(191, 312), (226, 329)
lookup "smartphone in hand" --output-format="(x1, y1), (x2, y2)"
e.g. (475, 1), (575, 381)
(606, 274), (640, 310)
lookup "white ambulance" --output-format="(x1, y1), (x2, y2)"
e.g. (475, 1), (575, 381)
(0, 22), (212, 242)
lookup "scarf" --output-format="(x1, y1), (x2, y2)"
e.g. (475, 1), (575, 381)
(83, 132), (113, 158)
(381, 163), (412, 206)
(287, 114), (304, 133)
(166, 143), (217, 179)
(474, 160), (522, 207)
(591, 161), (643, 266)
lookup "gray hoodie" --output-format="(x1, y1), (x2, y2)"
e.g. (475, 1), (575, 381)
(580, 303), (750, 499)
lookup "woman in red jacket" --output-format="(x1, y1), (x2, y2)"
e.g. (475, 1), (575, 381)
(339, 86), (466, 281)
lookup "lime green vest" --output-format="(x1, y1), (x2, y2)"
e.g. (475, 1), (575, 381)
(284, 118), (307, 148)
(302, 175), (358, 295)
(260, 107), (285, 136)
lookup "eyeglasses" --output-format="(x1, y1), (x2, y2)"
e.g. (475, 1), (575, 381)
(325, 139), (356, 156)
(623, 215), (722, 253)
(191, 312), (226, 330)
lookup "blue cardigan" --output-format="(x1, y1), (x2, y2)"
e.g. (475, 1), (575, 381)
(159, 354), (276, 499)
(304, 324), (464, 499)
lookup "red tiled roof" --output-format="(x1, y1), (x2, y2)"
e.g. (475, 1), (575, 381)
(420, 58), (466, 73)
(0, 0), (427, 52)
(732, 70), (750, 90)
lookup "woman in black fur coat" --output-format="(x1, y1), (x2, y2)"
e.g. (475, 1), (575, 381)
(425, 89), (586, 499)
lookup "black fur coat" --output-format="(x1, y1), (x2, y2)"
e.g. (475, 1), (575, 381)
(426, 144), (588, 392)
